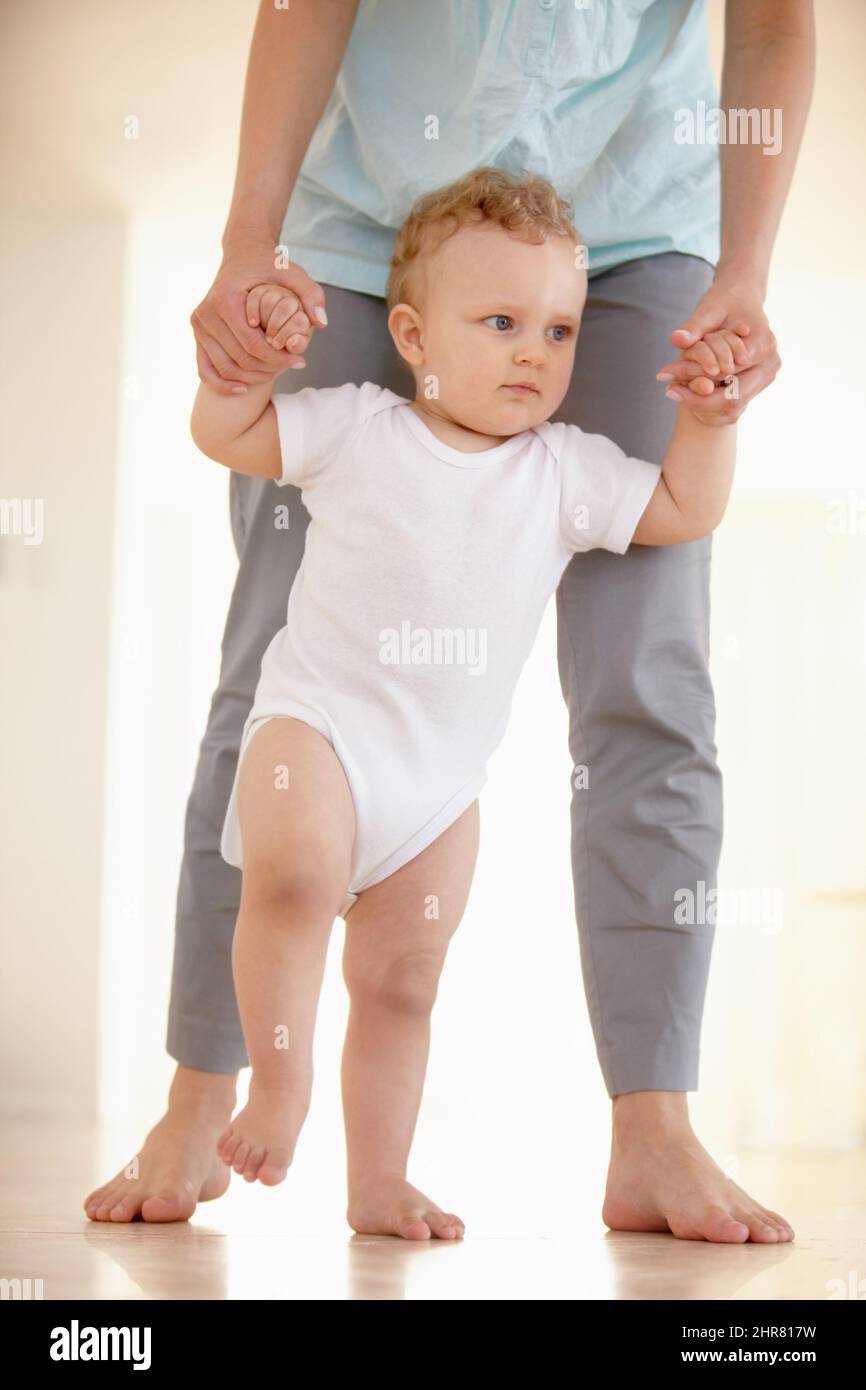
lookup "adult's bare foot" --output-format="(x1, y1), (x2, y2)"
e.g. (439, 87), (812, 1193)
(603, 1091), (795, 1244)
(84, 1066), (238, 1223)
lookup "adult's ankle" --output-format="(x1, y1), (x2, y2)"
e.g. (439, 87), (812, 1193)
(611, 1088), (692, 1141)
(168, 1064), (238, 1112)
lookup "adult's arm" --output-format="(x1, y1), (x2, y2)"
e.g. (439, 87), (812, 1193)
(192, 0), (361, 393)
(658, 0), (815, 423)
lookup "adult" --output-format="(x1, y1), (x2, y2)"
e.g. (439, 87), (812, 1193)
(86, 0), (813, 1241)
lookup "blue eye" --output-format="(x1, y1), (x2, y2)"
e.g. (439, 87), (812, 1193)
(483, 316), (571, 340)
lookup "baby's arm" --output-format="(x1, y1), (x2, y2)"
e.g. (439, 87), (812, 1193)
(631, 405), (736, 546)
(190, 375), (281, 480)
(189, 274), (321, 477)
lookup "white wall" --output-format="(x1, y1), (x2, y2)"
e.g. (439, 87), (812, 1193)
(98, 215), (239, 1127)
(0, 211), (123, 1118)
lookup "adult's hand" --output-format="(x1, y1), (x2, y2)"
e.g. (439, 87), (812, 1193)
(655, 275), (782, 427)
(190, 235), (328, 394)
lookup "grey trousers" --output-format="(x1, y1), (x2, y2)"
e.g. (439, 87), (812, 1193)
(167, 250), (721, 1097)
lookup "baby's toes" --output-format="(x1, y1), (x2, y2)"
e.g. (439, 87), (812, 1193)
(427, 1210), (464, 1239)
(231, 1141), (251, 1174)
(395, 1214), (431, 1240)
(217, 1126), (241, 1165)
(257, 1149), (292, 1187)
(242, 1147), (267, 1182)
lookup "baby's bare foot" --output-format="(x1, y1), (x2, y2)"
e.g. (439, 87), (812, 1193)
(217, 1084), (309, 1186)
(347, 1173), (465, 1241)
(604, 1126), (795, 1244)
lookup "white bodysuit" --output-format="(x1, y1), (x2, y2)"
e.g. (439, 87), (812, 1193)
(220, 382), (660, 918)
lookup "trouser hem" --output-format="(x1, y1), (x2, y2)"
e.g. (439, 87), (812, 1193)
(166, 1009), (249, 1074)
(600, 1041), (701, 1098)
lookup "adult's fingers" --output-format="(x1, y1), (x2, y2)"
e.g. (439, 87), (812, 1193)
(735, 320), (778, 371)
(195, 335), (274, 395)
(194, 329), (300, 395)
(192, 289), (306, 382)
(195, 339), (232, 392)
(670, 301), (728, 349)
(192, 284), (300, 375)
(655, 356), (719, 389)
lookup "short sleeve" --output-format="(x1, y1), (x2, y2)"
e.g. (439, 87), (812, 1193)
(541, 421), (661, 554)
(271, 381), (385, 488)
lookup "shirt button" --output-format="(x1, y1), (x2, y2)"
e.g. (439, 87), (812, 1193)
(539, 0), (555, 9)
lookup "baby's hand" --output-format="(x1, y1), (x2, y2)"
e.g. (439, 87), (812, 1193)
(656, 326), (750, 422)
(661, 325), (750, 391)
(246, 283), (314, 356)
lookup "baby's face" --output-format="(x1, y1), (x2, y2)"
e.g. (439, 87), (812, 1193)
(393, 221), (587, 436)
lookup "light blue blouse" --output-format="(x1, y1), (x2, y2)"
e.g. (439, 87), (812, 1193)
(280, 0), (720, 295)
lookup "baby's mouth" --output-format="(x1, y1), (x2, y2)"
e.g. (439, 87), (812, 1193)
(501, 382), (540, 395)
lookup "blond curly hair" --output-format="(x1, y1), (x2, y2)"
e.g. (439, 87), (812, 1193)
(386, 166), (582, 313)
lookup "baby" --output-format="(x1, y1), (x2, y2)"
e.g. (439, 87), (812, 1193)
(189, 167), (739, 1241)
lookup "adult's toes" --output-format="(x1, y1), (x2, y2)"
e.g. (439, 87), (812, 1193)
(107, 1195), (141, 1222)
(702, 1205), (751, 1243)
(761, 1210), (794, 1241)
(92, 1193), (121, 1221)
(84, 1187), (109, 1217)
(140, 1191), (194, 1223)
(764, 1208), (795, 1239)
(743, 1212), (781, 1242)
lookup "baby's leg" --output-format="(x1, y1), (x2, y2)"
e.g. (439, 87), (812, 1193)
(217, 717), (355, 1185)
(341, 800), (480, 1240)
